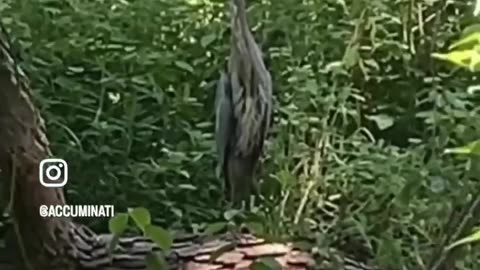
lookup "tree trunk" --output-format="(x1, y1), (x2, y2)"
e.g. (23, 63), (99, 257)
(0, 25), (76, 270)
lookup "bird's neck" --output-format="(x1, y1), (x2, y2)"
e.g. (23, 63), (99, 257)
(231, 1), (250, 37)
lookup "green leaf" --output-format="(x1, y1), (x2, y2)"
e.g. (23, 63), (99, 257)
(396, 177), (422, 206)
(342, 43), (359, 68)
(174, 61), (194, 73)
(447, 229), (480, 250)
(204, 222), (227, 235)
(146, 252), (168, 270)
(449, 32), (480, 49)
(461, 25), (480, 38)
(223, 209), (241, 221)
(444, 139), (480, 155)
(107, 213), (128, 252)
(251, 257), (282, 270)
(431, 51), (472, 68)
(366, 114), (394, 130)
(177, 184), (196, 190)
(469, 45), (480, 71)
(376, 236), (403, 267)
(244, 222), (265, 235)
(67, 66), (84, 73)
(108, 213), (129, 235)
(128, 207), (151, 231)
(144, 224), (173, 251)
(200, 34), (216, 48)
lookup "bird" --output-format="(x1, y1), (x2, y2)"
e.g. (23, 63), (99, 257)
(215, 0), (273, 207)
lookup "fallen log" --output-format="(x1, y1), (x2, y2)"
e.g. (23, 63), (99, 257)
(1, 226), (375, 270)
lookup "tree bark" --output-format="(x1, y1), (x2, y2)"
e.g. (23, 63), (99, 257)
(0, 25), (75, 270)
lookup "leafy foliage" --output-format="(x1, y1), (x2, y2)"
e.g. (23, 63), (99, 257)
(251, 257), (282, 270)
(109, 207), (171, 270)
(1, 0), (480, 269)
(432, 32), (480, 71)
(433, 28), (480, 252)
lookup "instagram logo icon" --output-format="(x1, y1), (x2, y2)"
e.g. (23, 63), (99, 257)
(39, 158), (68, 187)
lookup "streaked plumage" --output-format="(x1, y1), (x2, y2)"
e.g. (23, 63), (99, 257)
(215, 0), (272, 206)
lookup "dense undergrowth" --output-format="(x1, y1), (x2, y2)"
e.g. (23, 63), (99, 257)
(1, 0), (480, 269)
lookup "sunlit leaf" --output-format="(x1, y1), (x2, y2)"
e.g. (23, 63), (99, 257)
(223, 209), (241, 221)
(447, 229), (480, 250)
(108, 213), (129, 235)
(177, 184), (196, 190)
(67, 66), (84, 73)
(431, 51), (472, 68)
(444, 140), (480, 155)
(128, 207), (151, 231)
(467, 85), (480, 94)
(366, 114), (394, 130)
(325, 61), (344, 73)
(475, 0), (480, 16)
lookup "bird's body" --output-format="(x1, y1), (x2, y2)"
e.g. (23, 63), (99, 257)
(215, 0), (272, 206)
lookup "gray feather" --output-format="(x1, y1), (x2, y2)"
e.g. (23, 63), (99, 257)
(226, 155), (256, 205)
(214, 72), (233, 179)
(213, 0), (272, 206)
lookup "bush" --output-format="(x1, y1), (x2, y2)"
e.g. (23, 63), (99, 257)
(1, 0), (480, 269)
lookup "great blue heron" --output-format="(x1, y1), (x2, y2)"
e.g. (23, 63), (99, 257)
(215, 0), (272, 206)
